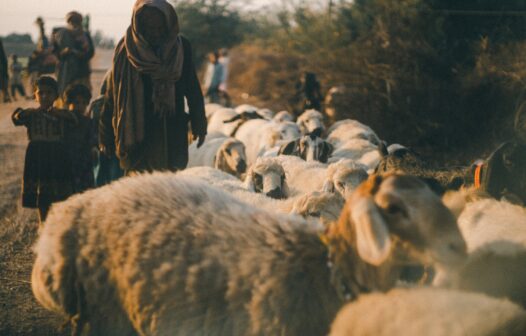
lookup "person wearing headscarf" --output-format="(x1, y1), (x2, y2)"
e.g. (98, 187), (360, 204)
(52, 11), (95, 95)
(99, 0), (207, 173)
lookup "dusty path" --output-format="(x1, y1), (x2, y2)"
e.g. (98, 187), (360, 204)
(0, 49), (112, 335)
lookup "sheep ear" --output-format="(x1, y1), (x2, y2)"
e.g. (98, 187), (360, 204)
(322, 180), (335, 193)
(351, 198), (392, 266)
(278, 140), (299, 156)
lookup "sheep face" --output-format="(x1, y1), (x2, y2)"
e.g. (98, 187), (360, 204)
(339, 174), (467, 270)
(297, 109), (325, 135)
(300, 135), (333, 163)
(244, 159), (289, 199)
(324, 168), (369, 199)
(278, 135), (333, 163)
(267, 122), (301, 148)
(215, 140), (247, 178)
(291, 191), (345, 227)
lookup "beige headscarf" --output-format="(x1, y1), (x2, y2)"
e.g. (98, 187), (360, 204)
(110, 0), (184, 158)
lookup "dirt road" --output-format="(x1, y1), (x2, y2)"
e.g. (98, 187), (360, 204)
(0, 49), (112, 335)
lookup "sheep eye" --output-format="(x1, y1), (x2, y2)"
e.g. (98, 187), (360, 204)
(308, 211), (321, 217)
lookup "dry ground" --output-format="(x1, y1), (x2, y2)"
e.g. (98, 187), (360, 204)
(0, 49), (112, 335)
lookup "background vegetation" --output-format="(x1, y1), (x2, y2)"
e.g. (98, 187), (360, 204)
(173, 0), (526, 164)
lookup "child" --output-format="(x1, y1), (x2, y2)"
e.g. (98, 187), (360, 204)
(64, 83), (95, 193)
(12, 76), (75, 226)
(9, 54), (26, 100)
(89, 74), (123, 186)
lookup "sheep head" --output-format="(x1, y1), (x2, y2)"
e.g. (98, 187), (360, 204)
(323, 160), (369, 198)
(297, 109), (325, 135)
(267, 122), (301, 149)
(291, 191), (345, 227)
(214, 139), (247, 178)
(244, 157), (289, 199)
(329, 173), (467, 274)
(279, 134), (334, 163)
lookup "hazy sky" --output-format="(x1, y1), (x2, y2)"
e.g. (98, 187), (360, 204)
(0, 0), (279, 42)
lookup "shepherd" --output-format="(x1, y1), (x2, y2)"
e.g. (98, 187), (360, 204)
(100, 0), (207, 174)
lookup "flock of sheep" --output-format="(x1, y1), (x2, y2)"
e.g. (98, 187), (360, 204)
(31, 103), (526, 335)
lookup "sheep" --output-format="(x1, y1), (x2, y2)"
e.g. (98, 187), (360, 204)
(326, 119), (381, 148)
(257, 108), (274, 120)
(275, 156), (369, 199)
(328, 138), (378, 164)
(207, 107), (239, 136)
(188, 134), (247, 178)
(32, 172), (467, 336)
(330, 288), (526, 336)
(234, 103), (258, 115)
(235, 119), (301, 165)
(277, 134), (334, 163)
(243, 156), (290, 199)
(296, 109), (325, 135)
(434, 195), (526, 308)
(181, 165), (342, 224)
(272, 110), (294, 123)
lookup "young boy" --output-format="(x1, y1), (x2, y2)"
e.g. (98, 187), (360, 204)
(12, 76), (75, 226)
(64, 83), (95, 193)
(9, 54), (26, 100)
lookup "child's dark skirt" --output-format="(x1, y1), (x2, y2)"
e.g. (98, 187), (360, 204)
(22, 141), (73, 208)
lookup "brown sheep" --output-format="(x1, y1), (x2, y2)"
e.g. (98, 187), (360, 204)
(32, 172), (466, 335)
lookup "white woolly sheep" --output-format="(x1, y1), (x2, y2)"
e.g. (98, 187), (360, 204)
(234, 104), (258, 114)
(235, 119), (301, 165)
(327, 119), (381, 148)
(330, 287), (526, 336)
(435, 195), (526, 308)
(296, 109), (325, 135)
(275, 156), (369, 199)
(273, 110), (295, 123)
(32, 173), (467, 336)
(188, 134), (247, 178)
(207, 107), (240, 136)
(328, 138), (378, 164)
(257, 108), (275, 120)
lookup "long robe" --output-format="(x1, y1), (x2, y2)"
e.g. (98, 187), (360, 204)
(100, 36), (206, 172)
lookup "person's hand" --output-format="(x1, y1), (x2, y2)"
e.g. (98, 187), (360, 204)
(60, 47), (71, 56)
(193, 133), (206, 148)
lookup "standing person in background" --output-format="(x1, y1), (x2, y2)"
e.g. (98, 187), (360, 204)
(52, 11), (95, 96)
(203, 50), (224, 104)
(64, 83), (95, 193)
(218, 48), (231, 107)
(0, 38), (10, 103)
(11, 76), (75, 226)
(100, 0), (207, 174)
(9, 54), (26, 100)
(90, 72), (123, 186)
(294, 72), (323, 114)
